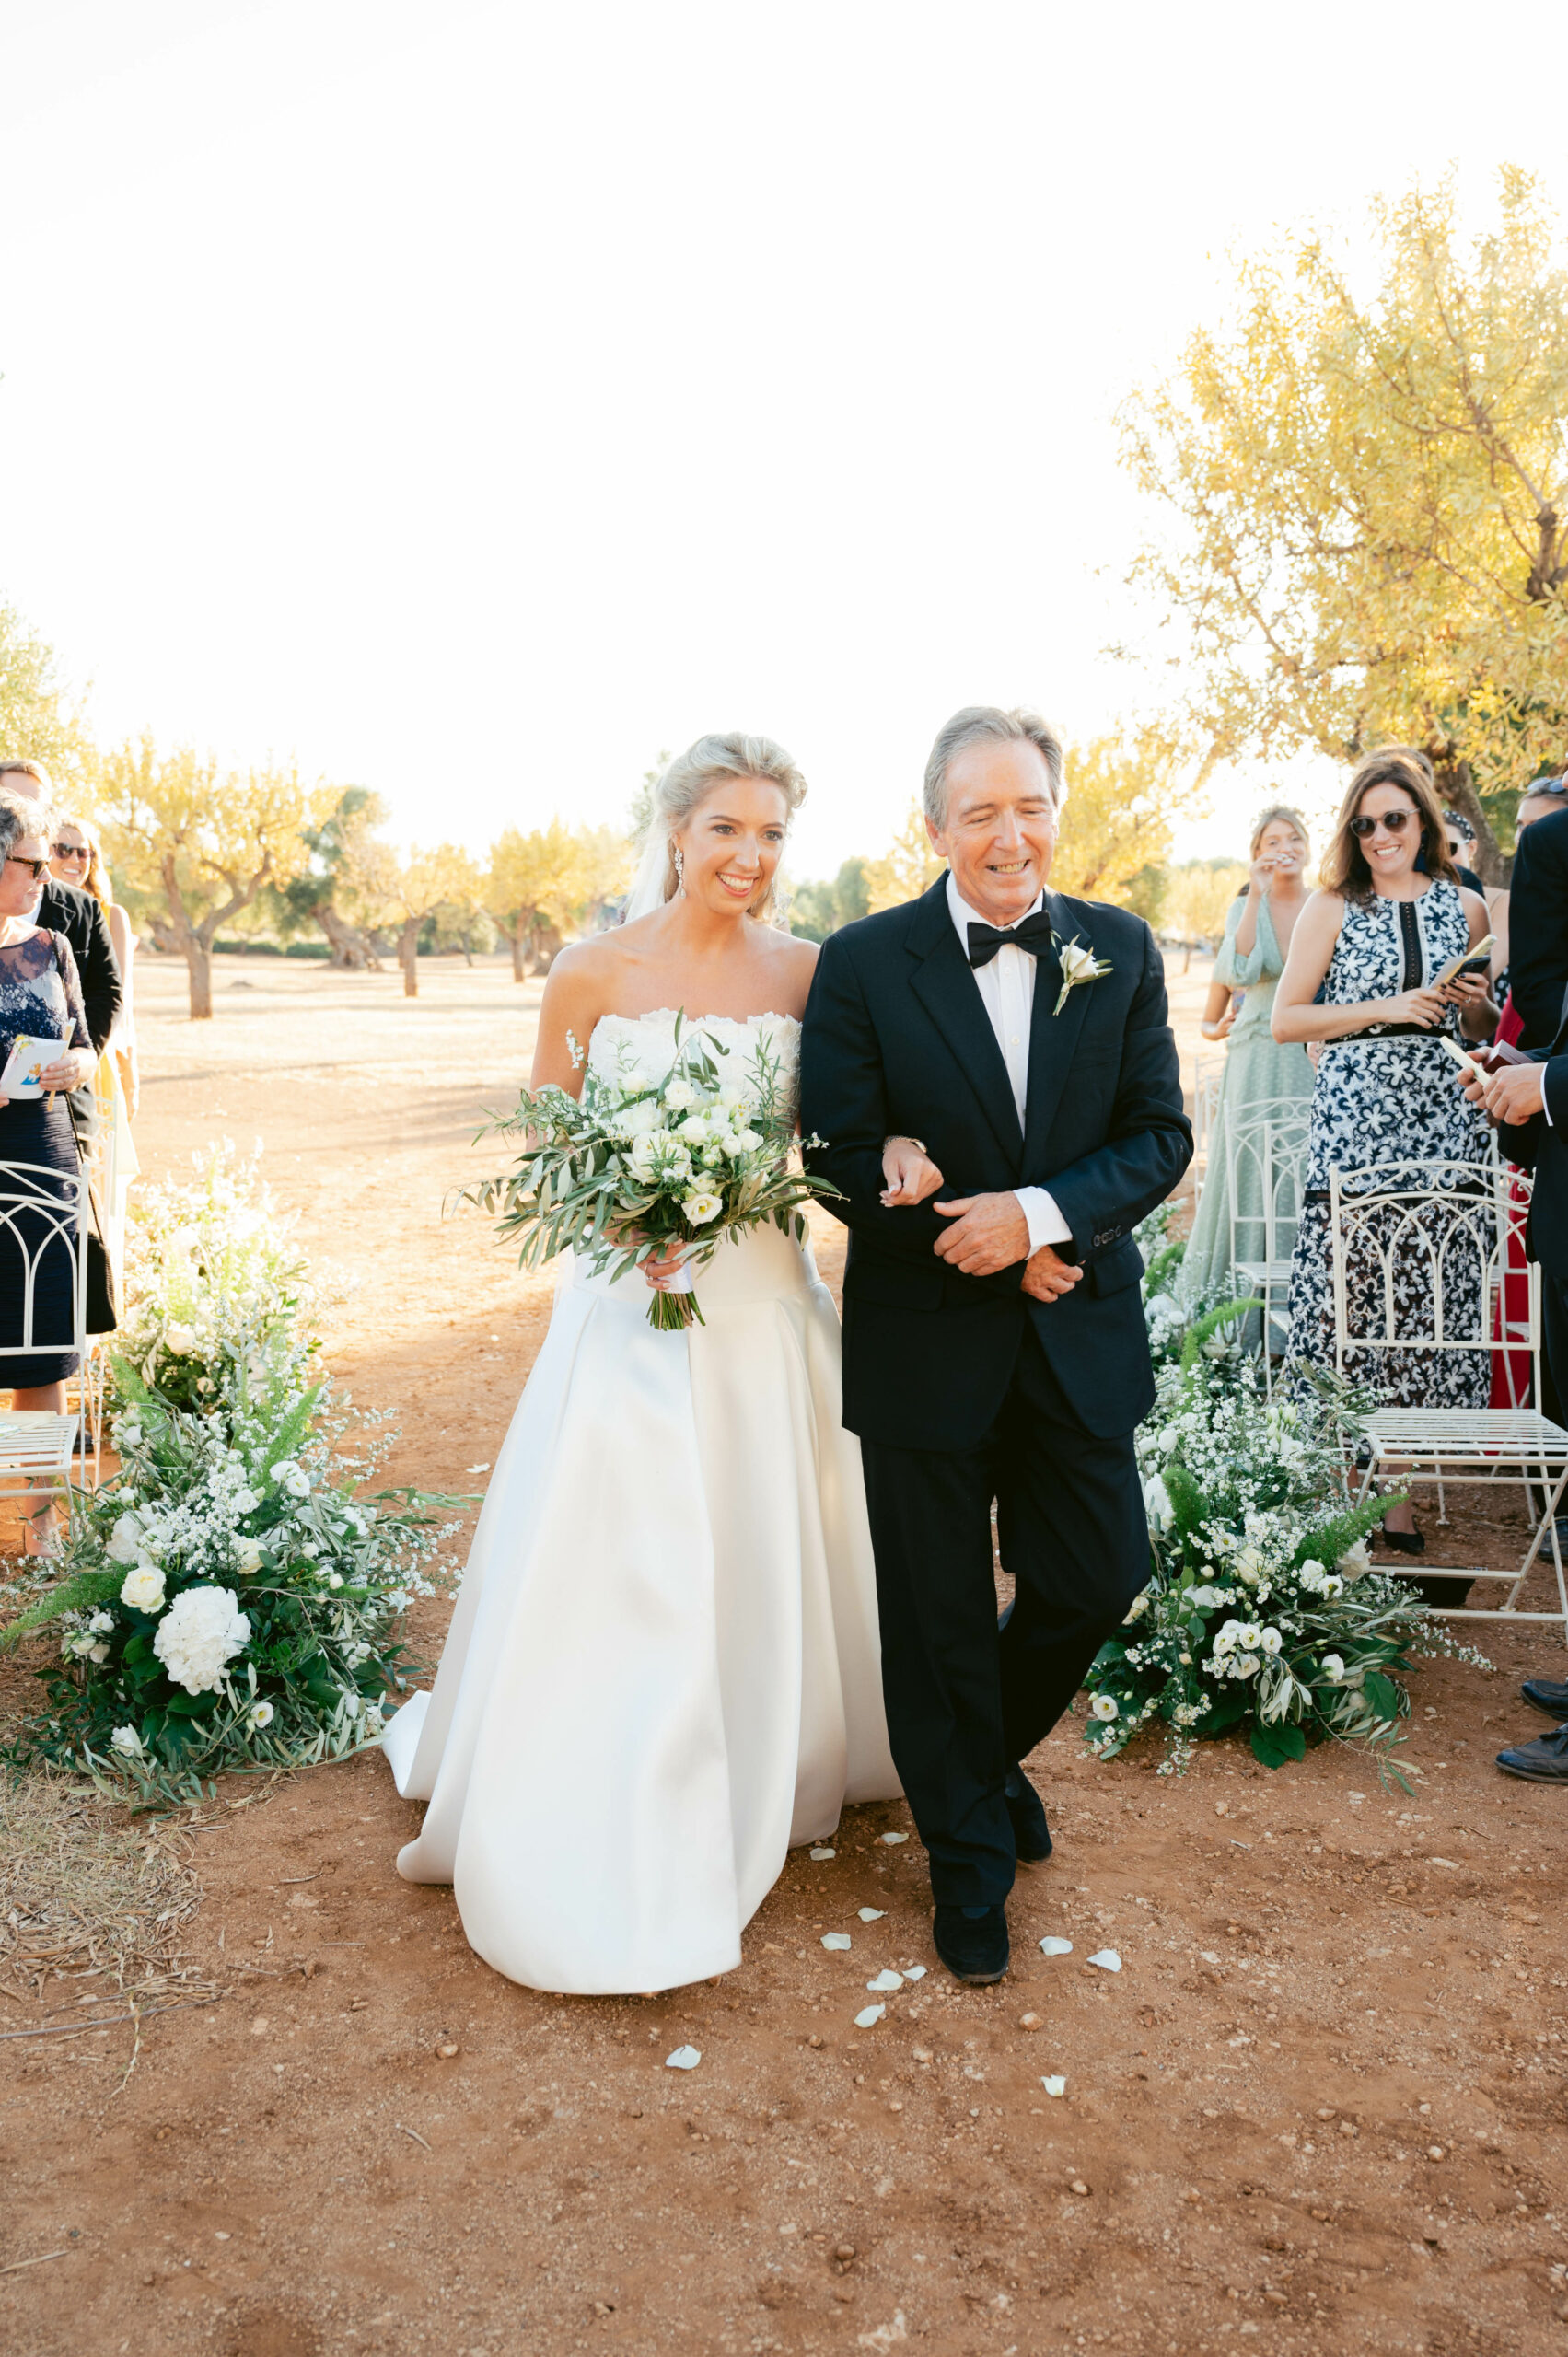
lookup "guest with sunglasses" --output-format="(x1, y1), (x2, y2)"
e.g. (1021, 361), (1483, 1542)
(0, 763), (121, 1068)
(1272, 749), (1495, 1561)
(0, 790), (96, 1550)
(50, 815), (138, 1117)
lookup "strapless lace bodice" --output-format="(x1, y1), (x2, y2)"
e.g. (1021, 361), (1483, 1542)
(587, 1008), (801, 1124)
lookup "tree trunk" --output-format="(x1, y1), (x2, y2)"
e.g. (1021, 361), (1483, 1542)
(400, 916), (421, 997)
(314, 900), (380, 970)
(186, 938), (214, 1020)
(510, 930), (528, 982)
(530, 922), (564, 977)
(1434, 756), (1509, 886)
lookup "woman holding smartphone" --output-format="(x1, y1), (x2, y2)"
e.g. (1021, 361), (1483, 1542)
(1272, 749), (1495, 1555)
(1183, 805), (1315, 1307)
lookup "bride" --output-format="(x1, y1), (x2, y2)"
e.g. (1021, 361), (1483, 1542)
(383, 732), (904, 1993)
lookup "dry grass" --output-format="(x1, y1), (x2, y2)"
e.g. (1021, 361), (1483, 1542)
(0, 1771), (213, 2003)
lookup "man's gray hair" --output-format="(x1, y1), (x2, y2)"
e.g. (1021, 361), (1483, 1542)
(923, 706), (1064, 828)
(0, 788), (46, 865)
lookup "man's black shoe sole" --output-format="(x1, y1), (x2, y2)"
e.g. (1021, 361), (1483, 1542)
(1495, 1757), (1568, 1782)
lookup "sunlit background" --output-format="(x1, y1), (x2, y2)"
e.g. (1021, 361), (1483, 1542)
(3, 0), (1564, 879)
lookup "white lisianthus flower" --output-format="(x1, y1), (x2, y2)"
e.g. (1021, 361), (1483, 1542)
(232, 1537), (263, 1575)
(110, 1724), (143, 1758)
(1337, 1539), (1371, 1579)
(327, 1573), (343, 1589)
(1233, 1653), (1261, 1679)
(364, 1705), (385, 1736)
(1259, 1627), (1283, 1656)
(1142, 1474), (1173, 1533)
(1320, 1653), (1347, 1683)
(1297, 1557), (1327, 1585)
(152, 1585), (250, 1696)
(729, 1125), (762, 1155)
(1184, 1584), (1229, 1611)
(1235, 1622), (1263, 1652)
(87, 1608), (115, 1634)
(1090, 1694), (1120, 1721)
(682, 1190), (723, 1225)
(662, 1078), (698, 1114)
(248, 1700), (274, 1730)
(120, 1562), (167, 1612)
(107, 1512), (145, 1565)
(676, 1113), (712, 1144)
(164, 1322), (198, 1355)
(1213, 1620), (1240, 1655)
(1320, 1573), (1344, 1598)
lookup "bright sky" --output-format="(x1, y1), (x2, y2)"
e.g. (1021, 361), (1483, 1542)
(3, 0), (1564, 882)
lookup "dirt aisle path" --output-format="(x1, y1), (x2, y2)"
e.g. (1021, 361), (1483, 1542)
(2, 951), (1565, 2357)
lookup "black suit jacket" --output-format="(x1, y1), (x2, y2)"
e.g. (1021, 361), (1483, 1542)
(39, 878), (121, 1056)
(1505, 807), (1568, 1050)
(800, 877), (1192, 1450)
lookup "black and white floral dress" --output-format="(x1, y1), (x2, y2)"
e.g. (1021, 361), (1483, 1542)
(1284, 882), (1493, 1406)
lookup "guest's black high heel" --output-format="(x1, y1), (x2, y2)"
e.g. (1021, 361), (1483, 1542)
(1378, 1524), (1425, 1557)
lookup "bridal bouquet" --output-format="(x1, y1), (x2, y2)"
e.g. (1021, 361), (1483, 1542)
(466, 1016), (839, 1329)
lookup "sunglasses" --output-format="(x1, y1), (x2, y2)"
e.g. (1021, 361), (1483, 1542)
(6, 855), (50, 881)
(52, 841), (89, 860)
(1350, 809), (1415, 840)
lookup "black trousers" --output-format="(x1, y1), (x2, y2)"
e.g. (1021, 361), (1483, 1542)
(859, 1326), (1151, 1908)
(1542, 1270), (1568, 1434)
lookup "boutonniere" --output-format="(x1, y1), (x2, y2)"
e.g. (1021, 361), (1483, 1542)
(1052, 933), (1112, 1016)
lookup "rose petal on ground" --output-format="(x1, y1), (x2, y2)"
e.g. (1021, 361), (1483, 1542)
(903, 1964), (926, 1980)
(809, 1847), (836, 1861)
(1039, 1937), (1074, 1957)
(854, 2004), (886, 2029)
(665, 2046), (702, 2070)
(1088, 1950), (1121, 1972)
(858, 1908), (885, 1922)
(879, 1832), (909, 1845)
(866, 1970), (904, 1991)
(821, 1933), (853, 1951)
(1041, 2076), (1066, 2096)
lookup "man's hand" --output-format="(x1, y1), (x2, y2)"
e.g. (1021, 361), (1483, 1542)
(1021, 1244), (1085, 1304)
(932, 1191), (1031, 1276)
(1465, 1061), (1547, 1126)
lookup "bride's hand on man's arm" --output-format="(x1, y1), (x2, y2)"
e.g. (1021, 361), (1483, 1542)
(880, 1136), (945, 1206)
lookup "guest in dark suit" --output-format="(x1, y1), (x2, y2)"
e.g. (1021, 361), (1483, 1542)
(800, 706), (1191, 1983)
(1502, 789), (1568, 1051)
(1460, 802), (1568, 1781)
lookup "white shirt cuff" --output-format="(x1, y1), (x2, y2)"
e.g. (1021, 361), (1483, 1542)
(1543, 1084), (1554, 1129)
(1016, 1186), (1072, 1252)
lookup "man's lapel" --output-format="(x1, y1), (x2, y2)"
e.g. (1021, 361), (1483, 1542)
(905, 878), (1024, 1169)
(1022, 892), (1093, 1174)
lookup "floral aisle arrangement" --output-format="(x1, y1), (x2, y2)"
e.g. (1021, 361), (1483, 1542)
(465, 1015), (838, 1330)
(0, 1150), (461, 1801)
(1080, 1222), (1488, 1774)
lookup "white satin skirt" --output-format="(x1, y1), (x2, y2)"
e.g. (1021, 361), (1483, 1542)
(382, 1222), (900, 1994)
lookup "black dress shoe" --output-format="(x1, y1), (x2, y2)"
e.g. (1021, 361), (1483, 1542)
(1522, 1677), (1568, 1717)
(1004, 1765), (1052, 1864)
(1378, 1526), (1425, 1556)
(1496, 1724), (1568, 1782)
(933, 1903), (1010, 1985)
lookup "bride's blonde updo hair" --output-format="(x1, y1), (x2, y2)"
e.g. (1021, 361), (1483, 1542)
(624, 731), (807, 925)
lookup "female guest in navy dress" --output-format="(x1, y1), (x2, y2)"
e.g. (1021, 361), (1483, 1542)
(0, 792), (98, 1550)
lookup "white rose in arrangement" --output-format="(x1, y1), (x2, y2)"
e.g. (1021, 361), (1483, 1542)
(1337, 1538), (1372, 1578)
(1183, 1585), (1230, 1611)
(682, 1190), (724, 1226)
(676, 1113), (712, 1144)
(232, 1537), (263, 1575)
(107, 1512), (145, 1564)
(248, 1700), (274, 1730)
(64, 1630), (99, 1660)
(615, 1097), (662, 1140)
(87, 1609), (115, 1634)
(271, 1461), (312, 1498)
(661, 1078), (698, 1113)
(120, 1563), (167, 1612)
(110, 1724), (143, 1758)
(164, 1323), (198, 1356)
(152, 1585), (251, 1696)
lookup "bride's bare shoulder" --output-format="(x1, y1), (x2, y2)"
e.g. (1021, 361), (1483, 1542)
(756, 924), (819, 1016)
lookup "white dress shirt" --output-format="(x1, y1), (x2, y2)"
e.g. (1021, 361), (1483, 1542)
(946, 873), (1073, 1252)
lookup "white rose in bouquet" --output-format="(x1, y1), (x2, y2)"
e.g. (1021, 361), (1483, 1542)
(120, 1563), (167, 1613)
(153, 1585), (251, 1696)
(164, 1323), (198, 1356)
(108, 1511), (145, 1564)
(662, 1078), (698, 1113)
(614, 1097), (662, 1141)
(232, 1536), (264, 1575)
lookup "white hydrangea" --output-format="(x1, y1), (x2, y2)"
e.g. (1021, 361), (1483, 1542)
(120, 1564), (167, 1613)
(152, 1585), (251, 1695)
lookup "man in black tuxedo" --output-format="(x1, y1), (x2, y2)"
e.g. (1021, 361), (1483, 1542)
(1463, 789), (1568, 1782)
(800, 707), (1191, 1982)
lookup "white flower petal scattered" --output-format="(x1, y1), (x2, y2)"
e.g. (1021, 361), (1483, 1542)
(858, 1908), (885, 1922)
(854, 2004), (885, 2029)
(820, 1933), (852, 1951)
(1040, 2075), (1066, 2097)
(665, 2046), (702, 2071)
(866, 1970), (904, 1992)
(1039, 1936), (1074, 1957)
(808, 1846), (835, 1861)
(879, 1832), (908, 1846)
(1088, 1949), (1121, 1973)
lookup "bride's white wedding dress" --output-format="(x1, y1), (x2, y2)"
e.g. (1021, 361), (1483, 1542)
(382, 1009), (900, 1993)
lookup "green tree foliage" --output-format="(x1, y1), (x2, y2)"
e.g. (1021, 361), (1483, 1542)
(0, 602), (92, 793)
(789, 857), (870, 942)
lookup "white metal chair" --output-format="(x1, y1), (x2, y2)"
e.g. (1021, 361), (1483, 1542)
(0, 1160), (92, 1543)
(1191, 1053), (1224, 1204)
(1225, 1100), (1311, 1383)
(1329, 1158), (1568, 1640)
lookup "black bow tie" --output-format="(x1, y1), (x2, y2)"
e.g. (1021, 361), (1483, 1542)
(966, 910), (1055, 969)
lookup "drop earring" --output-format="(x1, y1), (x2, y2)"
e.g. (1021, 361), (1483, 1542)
(672, 845), (686, 893)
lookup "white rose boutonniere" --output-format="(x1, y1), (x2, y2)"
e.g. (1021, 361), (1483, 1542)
(1052, 933), (1112, 1016)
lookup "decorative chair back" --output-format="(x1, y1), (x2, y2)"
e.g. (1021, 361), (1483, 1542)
(1191, 1054), (1224, 1202)
(1224, 1099), (1312, 1278)
(1328, 1158), (1534, 1388)
(0, 1158), (90, 1376)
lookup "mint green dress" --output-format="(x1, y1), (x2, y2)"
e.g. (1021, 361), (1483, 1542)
(1182, 891), (1315, 1305)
